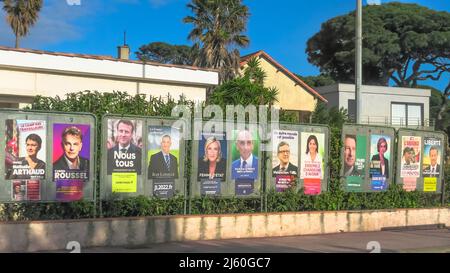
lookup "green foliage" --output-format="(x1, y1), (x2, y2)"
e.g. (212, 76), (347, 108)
(296, 74), (336, 88)
(183, 0), (250, 81)
(135, 42), (198, 65)
(2, 0), (43, 48)
(306, 2), (449, 87)
(209, 75), (279, 108)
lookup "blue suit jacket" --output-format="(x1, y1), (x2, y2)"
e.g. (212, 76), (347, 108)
(231, 156), (258, 180)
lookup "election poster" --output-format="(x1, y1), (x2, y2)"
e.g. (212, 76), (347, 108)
(231, 130), (260, 180)
(106, 119), (143, 175)
(343, 134), (366, 191)
(5, 119), (46, 180)
(369, 135), (391, 191)
(107, 119), (142, 193)
(197, 131), (227, 196)
(271, 130), (298, 192)
(400, 136), (421, 178)
(422, 137), (442, 178)
(52, 124), (90, 201)
(300, 132), (325, 195)
(147, 126), (180, 198)
(11, 180), (41, 201)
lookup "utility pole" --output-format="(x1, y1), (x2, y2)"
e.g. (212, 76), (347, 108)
(355, 0), (363, 124)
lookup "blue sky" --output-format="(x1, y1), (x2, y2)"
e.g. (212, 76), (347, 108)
(0, 0), (448, 90)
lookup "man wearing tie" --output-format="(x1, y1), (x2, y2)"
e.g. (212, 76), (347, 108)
(231, 130), (258, 180)
(423, 146), (440, 177)
(107, 119), (142, 174)
(148, 135), (179, 179)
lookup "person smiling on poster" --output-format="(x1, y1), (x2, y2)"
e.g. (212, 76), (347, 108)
(53, 126), (89, 172)
(370, 137), (389, 178)
(423, 146), (440, 177)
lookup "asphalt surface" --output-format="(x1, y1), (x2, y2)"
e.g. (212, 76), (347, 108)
(77, 227), (450, 253)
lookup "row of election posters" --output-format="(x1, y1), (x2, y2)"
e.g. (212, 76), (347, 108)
(270, 125), (328, 195)
(398, 130), (444, 192)
(341, 125), (445, 193)
(4, 114), (94, 202)
(192, 128), (261, 197)
(103, 117), (183, 199)
(191, 124), (329, 197)
(342, 125), (396, 192)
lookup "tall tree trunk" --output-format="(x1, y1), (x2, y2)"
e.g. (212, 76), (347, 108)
(15, 35), (19, 48)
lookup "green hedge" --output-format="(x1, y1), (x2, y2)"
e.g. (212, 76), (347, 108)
(0, 91), (447, 221)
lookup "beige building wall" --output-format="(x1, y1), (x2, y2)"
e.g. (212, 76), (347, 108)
(242, 57), (318, 112)
(0, 68), (207, 105)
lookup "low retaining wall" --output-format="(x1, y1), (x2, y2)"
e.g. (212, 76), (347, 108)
(0, 207), (449, 252)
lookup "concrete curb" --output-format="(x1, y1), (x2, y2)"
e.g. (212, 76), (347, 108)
(0, 207), (448, 252)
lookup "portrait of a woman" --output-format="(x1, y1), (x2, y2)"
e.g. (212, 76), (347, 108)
(198, 136), (226, 181)
(302, 134), (323, 179)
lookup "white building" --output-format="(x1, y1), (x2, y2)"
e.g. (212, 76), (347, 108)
(315, 83), (432, 129)
(0, 46), (219, 108)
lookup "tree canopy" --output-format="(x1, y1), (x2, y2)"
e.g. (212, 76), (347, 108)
(135, 42), (197, 65)
(183, 0), (250, 82)
(2, 0), (43, 48)
(306, 2), (449, 88)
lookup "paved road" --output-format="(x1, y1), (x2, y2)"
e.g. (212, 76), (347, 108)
(80, 227), (450, 253)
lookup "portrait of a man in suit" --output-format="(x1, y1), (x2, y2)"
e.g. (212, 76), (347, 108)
(423, 146), (440, 177)
(53, 126), (89, 176)
(107, 119), (142, 174)
(272, 141), (298, 176)
(343, 135), (361, 177)
(231, 130), (258, 180)
(148, 134), (179, 179)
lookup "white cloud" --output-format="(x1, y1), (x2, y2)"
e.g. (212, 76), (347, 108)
(0, 0), (105, 48)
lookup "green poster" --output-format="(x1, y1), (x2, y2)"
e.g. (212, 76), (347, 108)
(346, 176), (363, 192)
(355, 135), (367, 175)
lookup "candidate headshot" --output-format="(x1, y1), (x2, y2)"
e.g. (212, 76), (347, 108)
(53, 126), (89, 172)
(198, 136), (226, 181)
(231, 130), (258, 180)
(402, 147), (413, 165)
(423, 146), (440, 177)
(148, 134), (179, 179)
(272, 141), (298, 176)
(12, 183), (25, 201)
(22, 134), (46, 170)
(343, 135), (360, 177)
(371, 137), (389, 178)
(107, 119), (142, 174)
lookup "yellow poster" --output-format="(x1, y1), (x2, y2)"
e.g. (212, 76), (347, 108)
(423, 177), (437, 192)
(112, 172), (137, 193)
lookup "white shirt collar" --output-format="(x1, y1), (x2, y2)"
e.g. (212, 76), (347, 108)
(119, 144), (130, 151)
(240, 154), (253, 168)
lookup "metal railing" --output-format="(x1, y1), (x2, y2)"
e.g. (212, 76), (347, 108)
(348, 115), (435, 130)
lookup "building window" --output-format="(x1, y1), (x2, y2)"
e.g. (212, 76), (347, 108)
(391, 102), (423, 127)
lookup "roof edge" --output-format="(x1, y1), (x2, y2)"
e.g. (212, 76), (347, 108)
(240, 50), (328, 103)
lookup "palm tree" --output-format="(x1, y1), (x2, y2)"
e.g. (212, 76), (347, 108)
(183, 0), (250, 82)
(2, 0), (43, 48)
